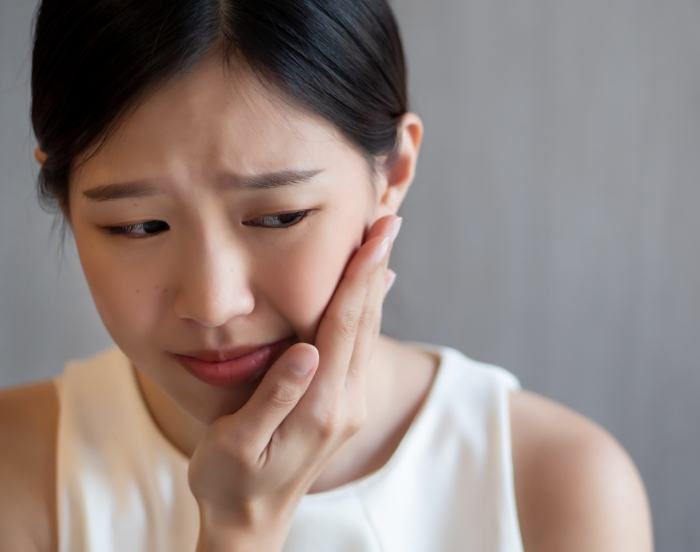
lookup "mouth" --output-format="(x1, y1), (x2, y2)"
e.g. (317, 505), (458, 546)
(172, 336), (297, 387)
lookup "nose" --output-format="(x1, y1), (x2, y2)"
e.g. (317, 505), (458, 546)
(173, 233), (255, 328)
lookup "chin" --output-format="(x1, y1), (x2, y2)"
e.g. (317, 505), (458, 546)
(184, 382), (259, 426)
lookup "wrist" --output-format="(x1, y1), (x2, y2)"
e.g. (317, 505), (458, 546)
(195, 503), (288, 552)
(195, 526), (258, 552)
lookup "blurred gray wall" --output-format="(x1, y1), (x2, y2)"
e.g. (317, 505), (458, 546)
(1, 0), (698, 549)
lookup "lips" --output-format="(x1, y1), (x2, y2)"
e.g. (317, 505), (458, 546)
(179, 344), (276, 363)
(173, 337), (297, 386)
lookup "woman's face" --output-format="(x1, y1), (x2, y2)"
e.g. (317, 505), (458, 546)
(66, 55), (392, 424)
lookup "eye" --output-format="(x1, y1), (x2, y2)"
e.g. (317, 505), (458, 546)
(101, 220), (169, 238)
(243, 209), (313, 229)
(100, 209), (313, 238)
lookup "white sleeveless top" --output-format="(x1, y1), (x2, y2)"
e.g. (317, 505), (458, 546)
(55, 341), (524, 551)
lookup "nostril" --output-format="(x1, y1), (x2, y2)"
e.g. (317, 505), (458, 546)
(174, 286), (255, 328)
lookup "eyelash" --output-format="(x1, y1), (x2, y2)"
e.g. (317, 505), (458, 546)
(101, 209), (313, 239)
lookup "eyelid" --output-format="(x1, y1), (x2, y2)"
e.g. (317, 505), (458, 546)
(101, 220), (167, 238)
(243, 209), (313, 228)
(100, 209), (314, 238)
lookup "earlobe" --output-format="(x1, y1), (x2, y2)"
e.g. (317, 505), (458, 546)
(34, 146), (48, 167)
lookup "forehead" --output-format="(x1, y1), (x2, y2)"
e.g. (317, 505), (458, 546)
(71, 54), (354, 188)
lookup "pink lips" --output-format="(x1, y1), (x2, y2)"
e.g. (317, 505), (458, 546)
(174, 337), (296, 387)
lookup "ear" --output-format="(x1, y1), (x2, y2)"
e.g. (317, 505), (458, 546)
(34, 146), (73, 225)
(34, 146), (48, 167)
(372, 112), (424, 219)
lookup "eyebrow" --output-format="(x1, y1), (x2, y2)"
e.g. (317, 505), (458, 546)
(81, 169), (324, 202)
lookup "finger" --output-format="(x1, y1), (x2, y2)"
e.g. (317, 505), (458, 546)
(345, 229), (400, 395)
(304, 215), (401, 397)
(229, 343), (319, 459)
(272, 218), (399, 459)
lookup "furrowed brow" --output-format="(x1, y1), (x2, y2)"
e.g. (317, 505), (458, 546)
(81, 169), (324, 202)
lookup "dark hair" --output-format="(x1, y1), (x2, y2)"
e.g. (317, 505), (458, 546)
(30, 0), (409, 247)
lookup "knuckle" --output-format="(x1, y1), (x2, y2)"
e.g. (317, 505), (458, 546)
(200, 419), (260, 472)
(344, 415), (364, 437)
(358, 308), (376, 332)
(310, 406), (343, 440)
(209, 420), (241, 448)
(208, 424), (257, 468)
(345, 405), (368, 436)
(268, 381), (301, 409)
(227, 439), (259, 470)
(336, 308), (360, 339)
(230, 443), (259, 471)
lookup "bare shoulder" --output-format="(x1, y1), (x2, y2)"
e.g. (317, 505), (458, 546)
(508, 388), (654, 552)
(0, 380), (59, 551)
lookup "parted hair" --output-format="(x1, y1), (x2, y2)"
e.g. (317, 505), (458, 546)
(30, 0), (409, 243)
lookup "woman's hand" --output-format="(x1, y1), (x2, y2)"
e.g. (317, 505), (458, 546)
(188, 214), (402, 551)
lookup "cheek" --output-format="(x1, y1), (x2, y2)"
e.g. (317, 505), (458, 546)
(75, 240), (159, 346)
(263, 224), (363, 340)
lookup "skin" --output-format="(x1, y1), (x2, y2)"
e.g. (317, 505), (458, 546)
(2, 51), (654, 551)
(59, 53), (432, 495)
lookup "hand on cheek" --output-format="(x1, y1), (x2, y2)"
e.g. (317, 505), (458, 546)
(305, 214), (398, 345)
(187, 214), (402, 536)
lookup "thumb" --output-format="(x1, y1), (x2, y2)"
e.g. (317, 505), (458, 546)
(235, 342), (319, 456)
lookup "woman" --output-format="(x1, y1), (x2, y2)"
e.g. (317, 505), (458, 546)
(0, 0), (652, 550)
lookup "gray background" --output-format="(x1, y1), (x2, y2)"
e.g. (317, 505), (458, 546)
(1, 0), (698, 549)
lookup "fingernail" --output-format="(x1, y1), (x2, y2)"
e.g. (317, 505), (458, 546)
(290, 359), (314, 377)
(384, 270), (397, 293)
(371, 237), (390, 266)
(388, 217), (403, 244)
